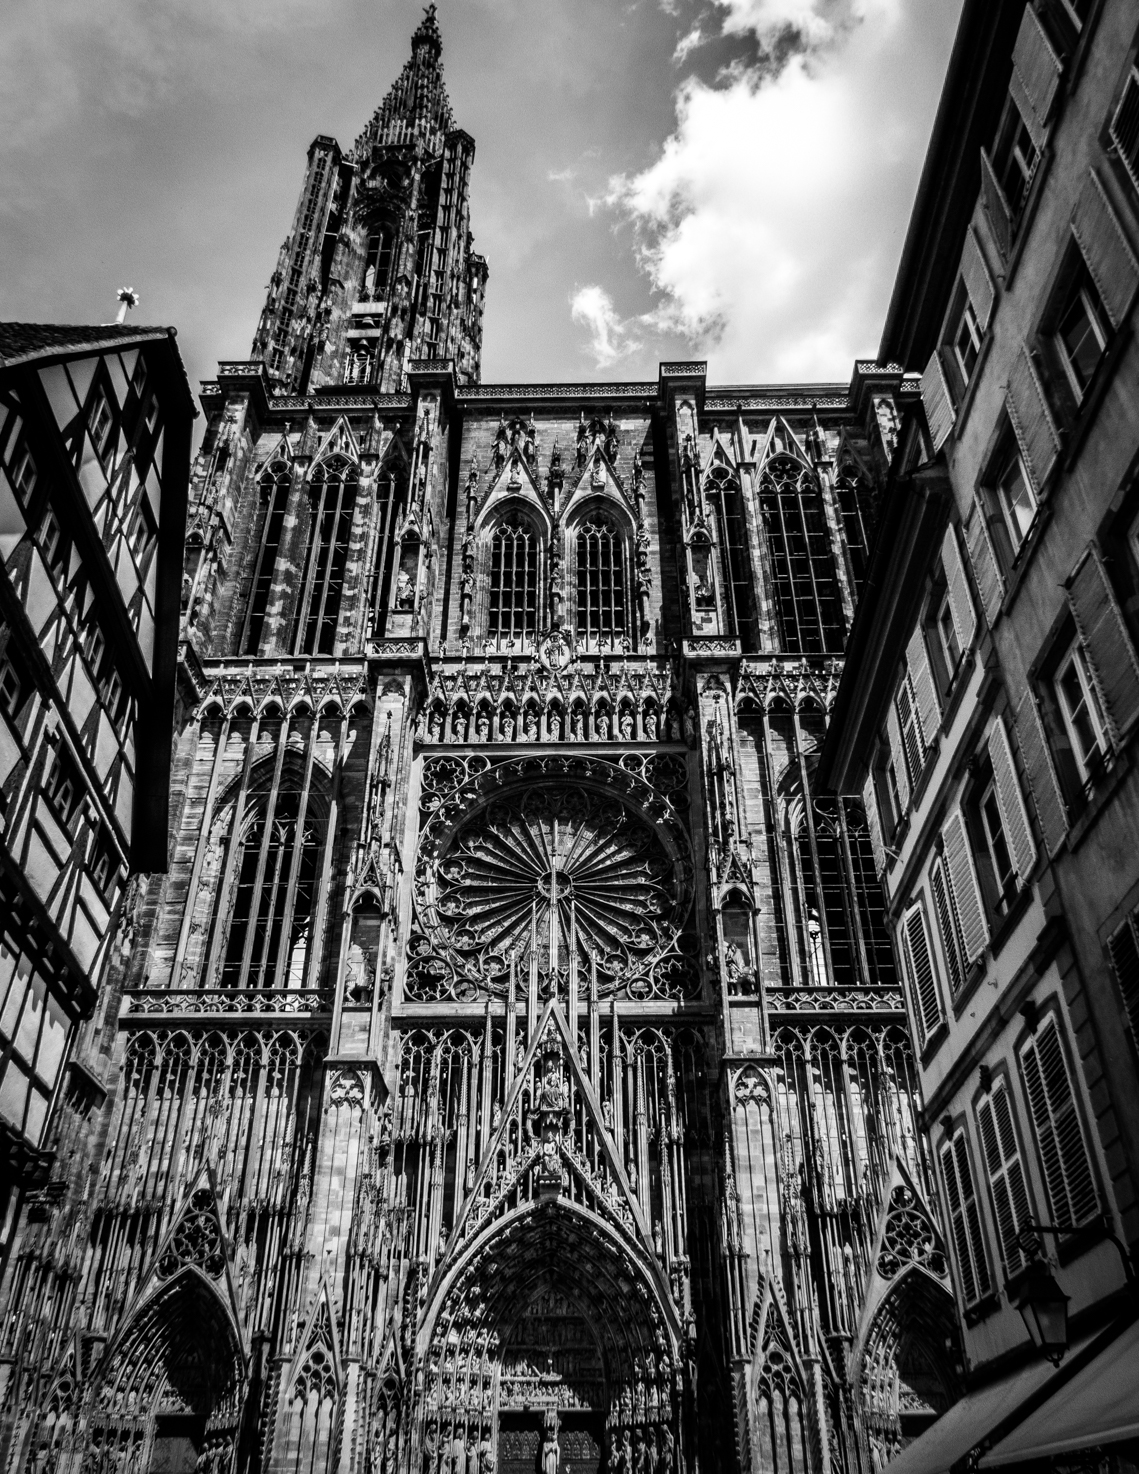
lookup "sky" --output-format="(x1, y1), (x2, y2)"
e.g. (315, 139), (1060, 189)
(1, 0), (963, 408)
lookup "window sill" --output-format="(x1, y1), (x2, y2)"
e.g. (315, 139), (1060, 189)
(1061, 323), (1132, 474)
(1067, 747), (1132, 853)
(988, 883), (1036, 961)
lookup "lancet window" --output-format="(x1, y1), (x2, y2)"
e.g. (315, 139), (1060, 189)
(363, 226), (394, 300)
(202, 776), (324, 992)
(488, 510), (539, 650)
(576, 511), (627, 652)
(368, 463), (401, 635)
(759, 456), (845, 654)
(836, 469), (874, 602)
(705, 467), (755, 648)
(790, 793), (896, 990)
(242, 460), (291, 655)
(291, 456), (358, 656)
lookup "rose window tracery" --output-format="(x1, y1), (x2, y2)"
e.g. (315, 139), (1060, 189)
(413, 764), (696, 1000)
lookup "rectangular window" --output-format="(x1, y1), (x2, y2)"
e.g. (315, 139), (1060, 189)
(88, 826), (120, 897)
(1106, 907), (1139, 1042)
(1055, 640), (1107, 784)
(10, 443), (36, 503)
(1019, 1014), (1099, 1230)
(88, 388), (114, 459)
(44, 745), (82, 830)
(953, 295), (982, 383)
(39, 509), (64, 574)
(979, 775), (1017, 909)
(895, 674), (924, 786)
(976, 1080), (1034, 1277)
(930, 855), (967, 996)
(1054, 269), (1108, 401)
(0, 656), (25, 722)
(901, 899), (944, 1046)
(940, 1129), (992, 1306)
(935, 587), (962, 680)
(993, 102), (1040, 213)
(997, 451), (1037, 554)
(1110, 65), (1139, 198)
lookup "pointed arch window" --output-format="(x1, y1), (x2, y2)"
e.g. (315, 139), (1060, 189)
(205, 781), (324, 992)
(291, 457), (358, 656)
(488, 510), (539, 651)
(363, 226), (394, 300)
(705, 467), (755, 647)
(576, 512), (627, 653)
(759, 455), (845, 654)
(242, 460), (291, 655)
(835, 468), (875, 603)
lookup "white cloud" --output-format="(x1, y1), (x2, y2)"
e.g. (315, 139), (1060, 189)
(547, 166), (577, 182)
(673, 26), (705, 62)
(570, 285), (643, 367)
(606, 0), (959, 380)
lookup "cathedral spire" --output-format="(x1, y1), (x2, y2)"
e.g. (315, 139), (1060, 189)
(351, 3), (455, 160)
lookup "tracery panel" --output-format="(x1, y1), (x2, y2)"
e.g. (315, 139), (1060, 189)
(291, 456), (359, 656)
(575, 513), (627, 653)
(488, 511), (539, 651)
(759, 456), (845, 654)
(242, 460), (291, 656)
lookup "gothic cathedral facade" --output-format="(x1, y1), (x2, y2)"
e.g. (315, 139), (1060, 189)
(0, 12), (964, 1474)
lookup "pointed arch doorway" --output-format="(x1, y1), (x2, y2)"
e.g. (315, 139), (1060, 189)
(419, 1201), (681, 1474)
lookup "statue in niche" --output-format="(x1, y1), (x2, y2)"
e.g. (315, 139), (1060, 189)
(604, 414), (620, 461)
(619, 709), (634, 741)
(594, 709), (610, 741)
(541, 1411), (560, 1474)
(428, 709), (443, 741)
(523, 708), (538, 741)
(475, 710), (490, 742)
(450, 1430), (467, 1474)
(500, 712), (515, 742)
(422, 1429), (437, 1474)
(602, 1098), (614, 1130)
(570, 708), (584, 741)
(683, 707), (696, 746)
(452, 713), (468, 743)
(395, 568), (415, 611)
(548, 708), (563, 741)
(478, 1434), (496, 1474)
(627, 1159), (638, 1192)
(644, 709), (658, 741)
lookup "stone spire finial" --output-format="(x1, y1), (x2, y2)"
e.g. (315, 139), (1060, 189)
(411, 3), (443, 61)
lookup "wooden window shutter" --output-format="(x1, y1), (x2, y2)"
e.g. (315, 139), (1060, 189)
(906, 626), (940, 750)
(901, 901), (942, 1045)
(886, 703), (911, 813)
(921, 350), (956, 452)
(930, 856), (966, 996)
(964, 497), (1004, 626)
(1066, 542), (1139, 745)
(1110, 66), (1139, 200)
(961, 225), (996, 333)
(1006, 348), (1061, 493)
(942, 522), (977, 652)
(987, 713), (1037, 882)
(1106, 913), (1139, 1041)
(1019, 1016), (1099, 1228)
(940, 1131), (991, 1304)
(977, 1083), (1034, 1276)
(1014, 687), (1069, 856)
(942, 810), (988, 964)
(1009, 4), (1062, 149)
(862, 773), (885, 874)
(981, 148), (1013, 261)
(1071, 169), (1139, 330)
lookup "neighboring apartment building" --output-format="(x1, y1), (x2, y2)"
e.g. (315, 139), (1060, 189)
(821, 0), (1139, 1467)
(0, 325), (192, 1234)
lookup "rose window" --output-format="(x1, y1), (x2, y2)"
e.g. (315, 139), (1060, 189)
(416, 782), (695, 996)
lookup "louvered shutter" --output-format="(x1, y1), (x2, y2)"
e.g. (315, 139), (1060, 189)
(977, 1083), (1033, 1275)
(961, 225), (996, 332)
(930, 857), (966, 996)
(1020, 1016), (1099, 1228)
(981, 148), (1013, 261)
(1106, 914), (1139, 1040)
(1009, 4), (1062, 149)
(1110, 67), (1139, 199)
(906, 627), (940, 749)
(862, 773), (885, 874)
(987, 714), (1036, 882)
(1014, 686), (1069, 855)
(942, 522), (977, 651)
(940, 1132), (991, 1304)
(886, 703), (911, 813)
(1071, 169), (1139, 330)
(964, 497), (1004, 626)
(902, 901), (942, 1045)
(942, 810), (988, 964)
(1067, 543), (1139, 744)
(1007, 348), (1061, 492)
(921, 350), (956, 452)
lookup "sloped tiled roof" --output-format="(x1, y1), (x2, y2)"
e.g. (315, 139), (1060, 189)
(0, 322), (171, 368)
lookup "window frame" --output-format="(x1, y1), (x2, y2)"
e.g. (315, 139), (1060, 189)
(995, 447), (1038, 558)
(1054, 637), (1108, 786)
(1053, 269), (1109, 404)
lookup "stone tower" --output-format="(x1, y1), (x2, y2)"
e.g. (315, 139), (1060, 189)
(0, 15), (963, 1474)
(251, 4), (487, 396)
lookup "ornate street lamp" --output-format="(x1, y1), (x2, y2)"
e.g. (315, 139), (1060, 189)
(1015, 1253), (1070, 1366)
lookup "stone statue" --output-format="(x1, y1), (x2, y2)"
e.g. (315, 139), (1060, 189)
(571, 709), (584, 741)
(478, 1435), (495, 1474)
(644, 710), (658, 741)
(450, 1431), (467, 1474)
(396, 568), (415, 610)
(422, 1429), (437, 1474)
(620, 710), (634, 740)
(541, 1410), (560, 1474)
(428, 710), (443, 740)
(476, 711), (490, 741)
(500, 713), (515, 742)
(452, 714), (468, 743)
(595, 710), (610, 740)
(523, 708), (537, 740)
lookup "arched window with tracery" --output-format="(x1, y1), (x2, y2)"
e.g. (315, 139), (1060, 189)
(835, 468), (876, 603)
(759, 456), (844, 653)
(575, 511), (627, 652)
(488, 510), (539, 651)
(362, 225), (394, 300)
(705, 466), (756, 648)
(203, 775), (324, 992)
(291, 456), (358, 656)
(242, 460), (291, 655)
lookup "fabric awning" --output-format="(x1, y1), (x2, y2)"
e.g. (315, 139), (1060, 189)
(979, 1318), (1139, 1465)
(882, 1355), (1072, 1474)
